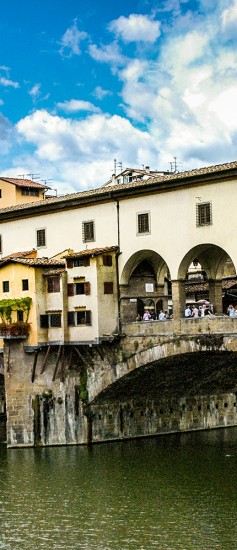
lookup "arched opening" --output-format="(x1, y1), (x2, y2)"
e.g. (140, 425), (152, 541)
(120, 251), (171, 323)
(177, 244), (237, 317)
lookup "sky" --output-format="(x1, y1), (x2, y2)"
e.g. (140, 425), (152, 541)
(0, 0), (237, 193)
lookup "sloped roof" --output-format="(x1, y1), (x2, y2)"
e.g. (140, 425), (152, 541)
(0, 249), (37, 260)
(0, 177), (49, 189)
(0, 160), (237, 219)
(65, 246), (118, 258)
(0, 257), (65, 268)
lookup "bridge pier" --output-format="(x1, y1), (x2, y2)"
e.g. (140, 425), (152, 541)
(171, 279), (186, 319)
(209, 279), (223, 314)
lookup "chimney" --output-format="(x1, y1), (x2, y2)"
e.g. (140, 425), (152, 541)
(145, 166), (150, 174)
(112, 173), (116, 184)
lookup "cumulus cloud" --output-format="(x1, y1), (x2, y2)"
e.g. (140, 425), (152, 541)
(16, 109), (159, 190)
(56, 99), (100, 113)
(59, 19), (88, 57)
(108, 14), (161, 43)
(0, 113), (14, 154)
(29, 83), (41, 99)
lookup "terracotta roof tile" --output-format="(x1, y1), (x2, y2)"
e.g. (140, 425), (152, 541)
(1, 249), (37, 260)
(0, 257), (65, 267)
(65, 246), (118, 258)
(0, 160), (237, 216)
(0, 177), (49, 189)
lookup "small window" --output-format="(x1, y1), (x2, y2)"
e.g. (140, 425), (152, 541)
(0, 235), (2, 254)
(0, 189), (2, 198)
(37, 228), (46, 247)
(22, 188), (39, 196)
(76, 310), (92, 325)
(75, 282), (90, 295)
(137, 212), (150, 234)
(47, 277), (60, 293)
(82, 221), (95, 243)
(17, 310), (24, 322)
(50, 314), (61, 327)
(68, 311), (75, 326)
(22, 279), (29, 291)
(103, 255), (112, 266)
(196, 202), (212, 226)
(40, 314), (49, 328)
(67, 283), (74, 296)
(3, 281), (9, 293)
(104, 282), (114, 294)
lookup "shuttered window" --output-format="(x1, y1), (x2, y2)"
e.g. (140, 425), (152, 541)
(103, 255), (113, 266)
(137, 213), (150, 234)
(82, 221), (95, 242)
(47, 277), (60, 293)
(36, 228), (46, 247)
(196, 202), (212, 226)
(104, 282), (114, 294)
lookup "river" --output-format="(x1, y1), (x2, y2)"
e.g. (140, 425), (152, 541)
(0, 423), (237, 549)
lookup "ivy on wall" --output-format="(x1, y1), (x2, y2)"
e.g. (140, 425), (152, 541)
(0, 297), (32, 323)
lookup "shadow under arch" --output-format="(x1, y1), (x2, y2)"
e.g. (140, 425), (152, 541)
(120, 249), (170, 285)
(177, 243), (236, 280)
(119, 249), (171, 322)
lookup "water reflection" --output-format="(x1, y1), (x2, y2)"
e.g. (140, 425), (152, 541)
(1, 429), (237, 549)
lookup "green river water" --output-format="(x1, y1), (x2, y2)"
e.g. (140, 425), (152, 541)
(0, 423), (237, 549)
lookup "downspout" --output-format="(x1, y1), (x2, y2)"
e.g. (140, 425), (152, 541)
(115, 199), (122, 334)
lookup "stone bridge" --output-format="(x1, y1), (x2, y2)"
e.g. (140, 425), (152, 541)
(3, 316), (237, 447)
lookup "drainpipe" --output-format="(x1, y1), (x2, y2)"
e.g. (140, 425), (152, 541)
(115, 199), (122, 334)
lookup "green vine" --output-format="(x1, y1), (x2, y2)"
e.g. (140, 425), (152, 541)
(0, 297), (32, 323)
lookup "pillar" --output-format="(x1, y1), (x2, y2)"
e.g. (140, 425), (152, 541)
(171, 279), (186, 319)
(208, 279), (223, 314)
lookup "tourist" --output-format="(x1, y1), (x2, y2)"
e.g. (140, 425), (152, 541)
(228, 305), (236, 317)
(192, 305), (199, 318)
(200, 305), (206, 318)
(184, 305), (192, 317)
(158, 310), (166, 320)
(143, 311), (151, 321)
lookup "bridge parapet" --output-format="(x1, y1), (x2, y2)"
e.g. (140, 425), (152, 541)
(122, 317), (237, 338)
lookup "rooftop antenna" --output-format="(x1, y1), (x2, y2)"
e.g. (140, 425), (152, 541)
(40, 179), (53, 187)
(113, 159), (122, 176)
(26, 173), (40, 181)
(169, 156), (182, 173)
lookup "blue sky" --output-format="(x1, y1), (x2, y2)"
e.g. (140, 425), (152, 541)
(0, 0), (237, 192)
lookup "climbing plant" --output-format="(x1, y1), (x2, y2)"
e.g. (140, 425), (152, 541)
(0, 297), (32, 323)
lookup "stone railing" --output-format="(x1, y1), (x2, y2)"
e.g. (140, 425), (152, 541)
(122, 316), (237, 338)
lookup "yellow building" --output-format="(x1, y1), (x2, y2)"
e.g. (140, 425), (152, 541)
(0, 177), (48, 209)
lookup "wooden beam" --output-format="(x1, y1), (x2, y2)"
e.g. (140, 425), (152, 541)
(74, 347), (87, 365)
(96, 345), (104, 361)
(31, 350), (39, 383)
(52, 346), (62, 381)
(40, 345), (51, 374)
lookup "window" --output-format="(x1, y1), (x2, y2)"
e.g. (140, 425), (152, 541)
(0, 190), (2, 198)
(36, 228), (46, 247)
(67, 257), (90, 268)
(76, 310), (92, 325)
(40, 313), (61, 328)
(22, 279), (29, 291)
(75, 282), (90, 295)
(47, 277), (60, 293)
(82, 221), (95, 243)
(22, 188), (39, 196)
(104, 282), (114, 294)
(137, 212), (150, 234)
(103, 255), (112, 266)
(0, 234), (2, 254)
(3, 281), (9, 293)
(196, 202), (212, 226)
(40, 314), (49, 328)
(17, 310), (24, 322)
(50, 314), (61, 327)
(68, 311), (75, 326)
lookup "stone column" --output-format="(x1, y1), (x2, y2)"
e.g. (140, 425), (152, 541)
(171, 279), (186, 319)
(208, 279), (223, 314)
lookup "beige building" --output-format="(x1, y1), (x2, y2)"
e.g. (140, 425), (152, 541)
(0, 177), (49, 210)
(0, 160), (236, 335)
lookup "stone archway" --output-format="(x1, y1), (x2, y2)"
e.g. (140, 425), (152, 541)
(119, 250), (171, 323)
(172, 244), (237, 318)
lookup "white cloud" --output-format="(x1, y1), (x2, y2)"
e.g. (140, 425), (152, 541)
(93, 86), (112, 100)
(108, 14), (161, 43)
(221, 0), (237, 36)
(59, 19), (88, 57)
(29, 83), (41, 99)
(88, 41), (125, 67)
(16, 109), (159, 190)
(56, 99), (100, 113)
(0, 77), (19, 88)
